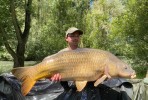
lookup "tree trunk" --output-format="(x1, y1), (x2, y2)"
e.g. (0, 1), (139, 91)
(8, 0), (32, 68)
(13, 43), (25, 67)
(1, 25), (26, 68)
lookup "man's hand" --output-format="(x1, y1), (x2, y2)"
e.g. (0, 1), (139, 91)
(50, 73), (62, 81)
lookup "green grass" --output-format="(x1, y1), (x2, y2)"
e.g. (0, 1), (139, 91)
(0, 61), (37, 74)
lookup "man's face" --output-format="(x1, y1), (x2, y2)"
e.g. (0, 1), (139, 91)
(65, 31), (81, 45)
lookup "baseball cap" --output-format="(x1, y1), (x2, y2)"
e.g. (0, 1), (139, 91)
(66, 27), (83, 37)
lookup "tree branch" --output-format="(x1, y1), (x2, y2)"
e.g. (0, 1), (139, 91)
(10, 0), (23, 43)
(23, 0), (32, 44)
(0, 25), (17, 59)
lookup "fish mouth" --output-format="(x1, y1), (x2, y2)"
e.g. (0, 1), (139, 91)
(119, 71), (136, 78)
(130, 72), (136, 78)
(131, 75), (136, 78)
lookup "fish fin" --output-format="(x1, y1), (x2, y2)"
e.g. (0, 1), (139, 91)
(76, 81), (87, 91)
(11, 66), (36, 96)
(21, 78), (36, 96)
(104, 66), (111, 79)
(94, 65), (112, 87)
(94, 75), (107, 87)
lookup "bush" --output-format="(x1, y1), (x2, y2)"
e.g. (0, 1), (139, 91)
(0, 52), (12, 61)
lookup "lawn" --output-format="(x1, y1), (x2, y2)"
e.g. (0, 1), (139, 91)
(0, 61), (37, 74)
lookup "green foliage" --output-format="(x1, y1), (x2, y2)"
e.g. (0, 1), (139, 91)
(25, 0), (90, 60)
(0, 51), (12, 61)
(133, 66), (148, 79)
(0, 0), (16, 46)
(108, 0), (148, 77)
(26, 33), (66, 60)
(110, 0), (147, 64)
(129, 0), (148, 62)
(83, 0), (125, 50)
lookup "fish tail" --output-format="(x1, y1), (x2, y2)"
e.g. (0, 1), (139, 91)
(12, 66), (36, 96)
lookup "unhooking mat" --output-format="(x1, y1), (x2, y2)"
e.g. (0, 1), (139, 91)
(0, 73), (148, 100)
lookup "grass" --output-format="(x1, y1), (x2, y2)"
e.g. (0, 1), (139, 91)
(0, 61), (37, 74)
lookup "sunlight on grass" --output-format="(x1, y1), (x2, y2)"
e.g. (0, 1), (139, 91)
(0, 61), (13, 74)
(0, 61), (38, 74)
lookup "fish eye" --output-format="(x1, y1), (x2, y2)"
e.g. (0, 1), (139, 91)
(124, 66), (128, 69)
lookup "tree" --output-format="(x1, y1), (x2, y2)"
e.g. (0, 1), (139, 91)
(111, 0), (148, 62)
(0, 0), (32, 67)
(83, 0), (125, 50)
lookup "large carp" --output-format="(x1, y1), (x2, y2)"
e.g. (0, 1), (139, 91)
(12, 48), (136, 96)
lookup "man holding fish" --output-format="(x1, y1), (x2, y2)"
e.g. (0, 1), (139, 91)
(12, 26), (136, 99)
(50, 27), (135, 100)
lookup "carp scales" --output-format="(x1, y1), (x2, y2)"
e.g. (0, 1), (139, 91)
(12, 48), (136, 96)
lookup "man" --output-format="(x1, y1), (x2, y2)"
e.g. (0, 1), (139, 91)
(51, 27), (133, 100)
(51, 27), (83, 82)
(51, 27), (88, 100)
